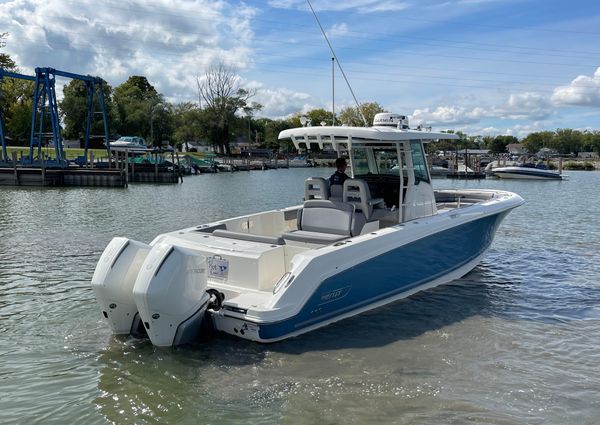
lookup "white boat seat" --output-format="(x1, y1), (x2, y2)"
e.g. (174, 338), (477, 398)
(304, 177), (330, 200)
(343, 178), (385, 221)
(212, 229), (285, 245)
(282, 200), (365, 245)
(329, 183), (343, 202)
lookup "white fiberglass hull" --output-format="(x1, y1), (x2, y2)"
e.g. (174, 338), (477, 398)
(91, 189), (523, 345)
(493, 166), (562, 180)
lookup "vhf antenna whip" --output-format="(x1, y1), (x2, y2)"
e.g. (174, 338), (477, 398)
(306, 0), (368, 127)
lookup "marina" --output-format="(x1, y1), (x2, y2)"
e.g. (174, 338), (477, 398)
(0, 167), (598, 423)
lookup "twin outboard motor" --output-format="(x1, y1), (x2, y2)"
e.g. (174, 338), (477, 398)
(91, 237), (151, 334)
(92, 238), (217, 347)
(133, 243), (210, 347)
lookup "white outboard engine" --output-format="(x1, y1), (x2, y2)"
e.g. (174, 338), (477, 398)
(133, 243), (211, 347)
(91, 237), (151, 334)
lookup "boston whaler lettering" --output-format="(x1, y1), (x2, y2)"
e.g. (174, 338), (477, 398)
(91, 113), (524, 346)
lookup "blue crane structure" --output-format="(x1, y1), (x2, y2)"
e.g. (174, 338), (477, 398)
(0, 67), (110, 168)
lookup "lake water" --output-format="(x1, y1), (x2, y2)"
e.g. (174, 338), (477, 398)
(1, 169), (599, 424)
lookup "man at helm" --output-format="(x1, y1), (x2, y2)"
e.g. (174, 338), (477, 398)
(329, 157), (349, 187)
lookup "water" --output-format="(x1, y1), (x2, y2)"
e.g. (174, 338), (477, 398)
(1, 169), (599, 424)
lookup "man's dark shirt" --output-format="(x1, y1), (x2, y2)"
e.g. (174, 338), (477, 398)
(329, 170), (349, 186)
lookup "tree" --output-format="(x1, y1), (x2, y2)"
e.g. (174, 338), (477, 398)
(485, 135), (518, 154)
(522, 131), (554, 154)
(338, 102), (386, 126)
(553, 128), (583, 155)
(582, 130), (600, 154)
(255, 117), (295, 151)
(150, 102), (174, 147)
(113, 76), (162, 144)
(197, 63), (261, 154)
(290, 108), (335, 128)
(172, 102), (204, 147)
(59, 79), (114, 141)
(0, 32), (16, 70)
(1, 34), (33, 145)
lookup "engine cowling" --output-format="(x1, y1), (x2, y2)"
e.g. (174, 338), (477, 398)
(133, 243), (210, 347)
(91, 237), (151, 334)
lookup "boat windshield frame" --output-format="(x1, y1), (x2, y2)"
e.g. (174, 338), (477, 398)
(278, 126), (457, 221)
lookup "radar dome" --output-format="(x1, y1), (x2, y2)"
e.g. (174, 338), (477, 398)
(373, 113), (409, 129)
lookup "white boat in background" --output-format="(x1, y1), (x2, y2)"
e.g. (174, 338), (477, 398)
(287, 156), (314, 168)
(91, 113), (524, 347)
(109, 136), (151, 152)
(492, 163), (563, 180)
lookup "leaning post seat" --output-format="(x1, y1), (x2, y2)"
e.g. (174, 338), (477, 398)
(282, 200), (366, 245)
(343, 179), (385, 221)
(304, 177), (330, 200)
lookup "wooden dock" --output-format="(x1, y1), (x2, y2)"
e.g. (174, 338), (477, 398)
(0, 162), (181, 187)
(0, 167), (127, 187)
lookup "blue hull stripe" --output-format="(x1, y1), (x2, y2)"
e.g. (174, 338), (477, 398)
(255, 211), (508, 340)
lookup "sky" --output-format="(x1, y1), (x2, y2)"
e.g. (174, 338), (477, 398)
(1, 0), (600, 138)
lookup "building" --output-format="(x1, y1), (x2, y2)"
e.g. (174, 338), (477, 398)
(506, 143), (527, 155)
(537, 147), (559, 158)
(578, 152), (599, 159)
(182, 141), (212, 153)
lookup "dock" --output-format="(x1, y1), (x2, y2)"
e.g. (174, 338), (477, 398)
(0, 150), (182, 188)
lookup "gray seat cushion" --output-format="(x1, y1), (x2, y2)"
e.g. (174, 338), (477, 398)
(212, 229), (284, 245)
(282, 200), (365, 245)
(298, 200), (354, 235)
(281, 230), (347, 245)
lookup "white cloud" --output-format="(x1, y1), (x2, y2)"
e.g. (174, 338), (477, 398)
(410, 105), (483, 126)
(267, 0), (408, 13)
(0, 0), (256, 102)
(326, 23), (349, 38)
(503, 92), (552, 120)
(551, 67), (600, 107)
(253, 86), (315, 118)
(410, 91), (552, 127)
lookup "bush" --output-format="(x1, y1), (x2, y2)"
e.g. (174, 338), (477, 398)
(563, 161), (595, 170)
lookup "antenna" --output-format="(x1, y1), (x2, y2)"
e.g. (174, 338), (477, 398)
(332, 57), (335, 127)
(306, 0), (368, 127)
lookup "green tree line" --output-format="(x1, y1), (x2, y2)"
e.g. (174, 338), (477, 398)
(428, 130), (600, 156)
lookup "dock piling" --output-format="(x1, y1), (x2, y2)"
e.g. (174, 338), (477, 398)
(12, 152), (19, 185)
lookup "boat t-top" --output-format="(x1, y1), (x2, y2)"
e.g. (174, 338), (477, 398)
(91, 113), (524, 347)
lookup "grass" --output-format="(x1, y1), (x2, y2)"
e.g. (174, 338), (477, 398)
(4, 146), (113, 161)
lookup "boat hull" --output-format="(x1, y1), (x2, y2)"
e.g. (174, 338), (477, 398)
(493, 167), (562, 180)
(212, 210), (509, 342)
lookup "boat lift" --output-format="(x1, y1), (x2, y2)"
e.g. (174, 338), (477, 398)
(0, 67), (110, 168)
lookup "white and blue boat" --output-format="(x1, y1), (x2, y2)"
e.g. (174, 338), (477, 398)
(91, 113), (524, 347)
(492, 163), (563, 180)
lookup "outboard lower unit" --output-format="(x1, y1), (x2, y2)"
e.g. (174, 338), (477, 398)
(91, 237), (151, 334)
(133, 243), (211, 347)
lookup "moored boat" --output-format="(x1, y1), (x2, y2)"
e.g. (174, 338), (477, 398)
(492, 163), (563, 180)
(91, 113), (524, 347)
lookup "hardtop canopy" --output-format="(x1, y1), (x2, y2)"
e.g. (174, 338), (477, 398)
(278, 125), (458, 150)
